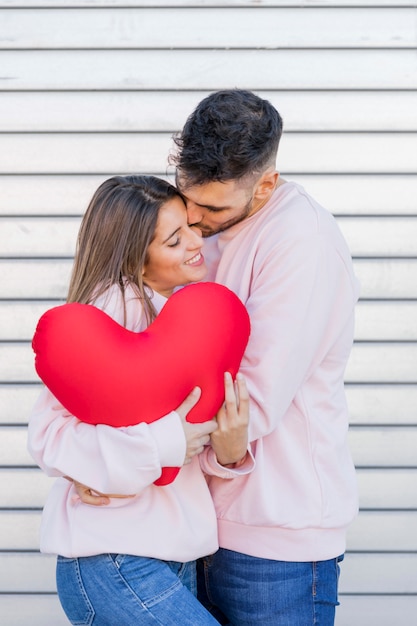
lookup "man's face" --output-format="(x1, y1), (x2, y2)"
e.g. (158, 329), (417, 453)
(176, 177), (255, 237)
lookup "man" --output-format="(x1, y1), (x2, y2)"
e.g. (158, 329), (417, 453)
(170, 89), (360, 625)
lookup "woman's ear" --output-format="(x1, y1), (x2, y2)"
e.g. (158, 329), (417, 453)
(253, 170), (279, 202)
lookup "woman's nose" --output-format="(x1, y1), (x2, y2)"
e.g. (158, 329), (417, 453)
(190, 225), (203, 238)
(188, 226), (203, 248)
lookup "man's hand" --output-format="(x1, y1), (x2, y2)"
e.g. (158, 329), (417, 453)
(210, 372), (250, 467)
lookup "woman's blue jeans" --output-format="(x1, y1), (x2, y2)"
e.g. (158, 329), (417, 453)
(56, 553), (221, 625)
(197, 548), (344, 626)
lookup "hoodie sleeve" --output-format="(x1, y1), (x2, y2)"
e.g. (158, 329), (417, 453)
(239, 212), (359, 442)
(27, 387), (186, 495)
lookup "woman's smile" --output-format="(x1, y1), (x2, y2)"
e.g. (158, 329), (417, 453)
(185, 252), (204, 266)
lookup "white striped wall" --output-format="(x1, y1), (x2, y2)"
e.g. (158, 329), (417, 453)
(0, 2), (416, 624)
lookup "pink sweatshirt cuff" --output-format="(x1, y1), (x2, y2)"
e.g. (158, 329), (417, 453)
(148, 411), (186, 468)
(201, 445), (255, 479)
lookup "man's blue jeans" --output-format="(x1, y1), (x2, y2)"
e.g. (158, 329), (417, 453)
(197, 549), (344, 626)
(56, 553), (221, 625)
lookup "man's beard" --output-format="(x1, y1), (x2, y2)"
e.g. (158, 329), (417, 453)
(199, 197), (253, 238)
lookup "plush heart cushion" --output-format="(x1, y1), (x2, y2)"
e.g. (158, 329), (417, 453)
(32, 282), (250, 485)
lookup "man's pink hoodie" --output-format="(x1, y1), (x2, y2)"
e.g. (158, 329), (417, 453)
(203, 181), (360, 561)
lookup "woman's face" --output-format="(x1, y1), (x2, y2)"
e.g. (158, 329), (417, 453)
(142, 196), (207, 297)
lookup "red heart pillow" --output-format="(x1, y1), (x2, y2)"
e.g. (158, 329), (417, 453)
(32, 282), (250, 486)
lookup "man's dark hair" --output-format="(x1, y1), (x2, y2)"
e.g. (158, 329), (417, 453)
(171, 89), (283, 188)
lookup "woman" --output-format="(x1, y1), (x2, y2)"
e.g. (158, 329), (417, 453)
(27, 175), (252, 625)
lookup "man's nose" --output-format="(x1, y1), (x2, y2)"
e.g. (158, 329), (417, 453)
(186, 201), (203, 225)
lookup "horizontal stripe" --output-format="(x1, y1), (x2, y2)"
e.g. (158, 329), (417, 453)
(2, 7), (414, 49)
(1, 49), (416, 90)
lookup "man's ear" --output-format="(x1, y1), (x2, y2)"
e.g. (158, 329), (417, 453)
(253, 170), (279, 201)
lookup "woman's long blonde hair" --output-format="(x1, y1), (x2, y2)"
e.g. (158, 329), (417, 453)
(67, 175), (181, 324)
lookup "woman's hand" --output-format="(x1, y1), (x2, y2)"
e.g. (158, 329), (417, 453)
(177, 387), (218, 464)
(68, 478), (128, 506)
(210, 372), (250, 467)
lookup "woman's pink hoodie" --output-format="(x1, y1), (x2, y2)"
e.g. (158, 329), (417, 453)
(27, 285), (253, 561)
